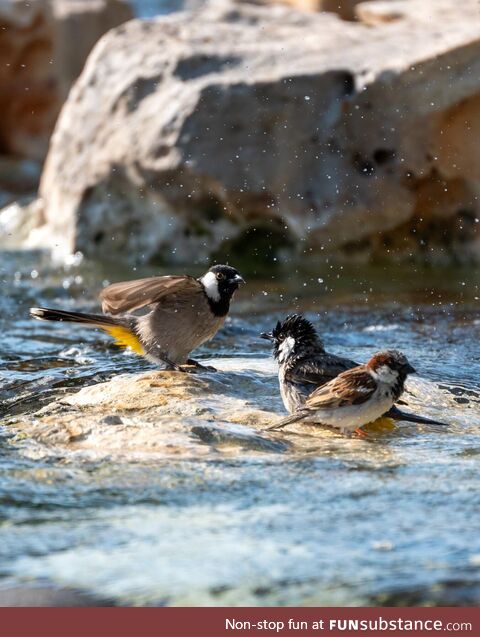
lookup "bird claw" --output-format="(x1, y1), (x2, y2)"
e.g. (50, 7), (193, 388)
(354, 427), (368, 438)
(161, 357), (187, 373)
(186, 359), (217, 372)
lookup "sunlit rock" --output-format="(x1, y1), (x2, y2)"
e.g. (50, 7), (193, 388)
(28, 0), (480, 263)
(355, 0), (407, 25)
(12, 354), (474, 460)
(243, 0), (365, 20)
(14, 359), (289, 457)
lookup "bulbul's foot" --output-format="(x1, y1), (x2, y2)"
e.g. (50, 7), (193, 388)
(162, 357), (186, 372)
(186, 358), (217, 372)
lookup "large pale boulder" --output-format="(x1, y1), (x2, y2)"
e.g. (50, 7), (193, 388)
(30, 0), (480, 263)
(246, 0), (365, 20)
(0, 0), (132, 161)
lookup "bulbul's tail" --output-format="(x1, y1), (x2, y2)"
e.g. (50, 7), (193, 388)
(265, 411), (308, 431)
(30, 307), (144, 355)
(386, 405), (449, 427)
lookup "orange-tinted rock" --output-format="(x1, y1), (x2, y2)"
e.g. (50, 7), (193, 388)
(0, 0), (132, 161)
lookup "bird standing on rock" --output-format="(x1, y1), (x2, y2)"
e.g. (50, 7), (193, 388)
(30, 264), (245, 372)
(262, 314), (448, 430)
(269, 350), (417, 435)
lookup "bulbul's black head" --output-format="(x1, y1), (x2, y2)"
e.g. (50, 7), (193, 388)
(199, 264), (245, 316)
(261, 314), (323, 360)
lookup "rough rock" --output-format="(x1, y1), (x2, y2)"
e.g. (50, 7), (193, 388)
(29, 0), (480, 263)
(13, 359), (289, 458)
(245, 0), (365, 20)
(11, 357), (469, 459)
(355, 0), (407, 24)
(0, 0), (132, 161)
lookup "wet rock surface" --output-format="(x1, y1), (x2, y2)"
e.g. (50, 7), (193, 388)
(1, 253), (479, 606)
(10, 356), (479, 458)
(26, 0), (480, 263)
(4, 357), (480, 606)
(0, 582), (116, 607)
(13, 359), (285, 456)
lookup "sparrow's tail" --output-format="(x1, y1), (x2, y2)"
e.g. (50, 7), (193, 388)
(386, 405), (449, 427)
(265, 410), (308, 431)
(29, 307), (144, 355)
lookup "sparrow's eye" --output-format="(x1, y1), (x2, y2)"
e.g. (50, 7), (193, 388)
(216, 272), (225, 281)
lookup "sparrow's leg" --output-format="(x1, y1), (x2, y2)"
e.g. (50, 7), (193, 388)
(185, 358), (217, 372)
(354, 428), (368, 438)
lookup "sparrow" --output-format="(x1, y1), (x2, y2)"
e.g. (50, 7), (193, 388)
(30, 264), (245, 371)
(261, 314), (448, 428)
(269, 350), (416, 435)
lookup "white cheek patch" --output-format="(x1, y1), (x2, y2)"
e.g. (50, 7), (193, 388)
(200, 271), (220, 302)
(372, 364), (398, 384)
(278, 336), (296, 363)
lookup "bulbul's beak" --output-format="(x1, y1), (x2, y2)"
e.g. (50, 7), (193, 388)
(260, 331), (274, 340)
(404, 363), (416, 374)
(234, 274), (245, 284)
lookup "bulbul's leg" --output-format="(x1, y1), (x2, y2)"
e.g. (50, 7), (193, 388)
(162, 357), (186, 372)
(185, 358), (217, 372)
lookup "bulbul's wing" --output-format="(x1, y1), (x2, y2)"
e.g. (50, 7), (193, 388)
(285, 353), (357, 388)
(100, 275), (202, 314)
(306, 368), (377, 410)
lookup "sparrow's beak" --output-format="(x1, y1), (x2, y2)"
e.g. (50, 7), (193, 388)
(234, 274), (245, 284)
(404, 363), (416, 374)
(260, 331), (274, 341)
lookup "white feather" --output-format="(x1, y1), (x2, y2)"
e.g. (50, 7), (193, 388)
(199, 271), (220, 302)
(278, 336), (296, 363)
(370, 364), (398, 384)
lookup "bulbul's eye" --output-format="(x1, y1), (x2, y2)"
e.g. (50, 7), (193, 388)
(216, 272), (225, 280)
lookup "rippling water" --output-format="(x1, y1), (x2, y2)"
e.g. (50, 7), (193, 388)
(0, 250), (479, 606)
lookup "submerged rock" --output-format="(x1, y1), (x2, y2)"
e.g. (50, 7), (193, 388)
(26, 0), (480, 263)
(0, 0), (132, 162)
(0, 583), (115, 607)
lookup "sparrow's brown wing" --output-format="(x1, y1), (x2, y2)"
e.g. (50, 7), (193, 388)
(286, 353), (357, 387)
(100, 275), (201, 314)
(306, 367), (377, 410)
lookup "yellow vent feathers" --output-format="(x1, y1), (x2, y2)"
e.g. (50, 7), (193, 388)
(102, 326), (144, 355)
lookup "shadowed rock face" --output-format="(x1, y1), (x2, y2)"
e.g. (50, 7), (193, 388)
(0, 0), (132, 162)
(28, 0), (480, 263)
